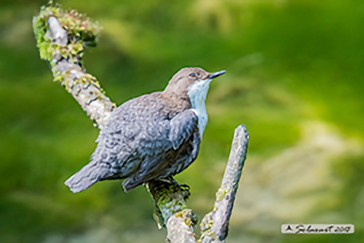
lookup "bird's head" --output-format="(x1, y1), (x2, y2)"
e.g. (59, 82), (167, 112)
(163, 67), (226, 103)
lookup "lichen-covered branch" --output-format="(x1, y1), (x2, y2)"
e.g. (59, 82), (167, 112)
(200, 125), (249, 242)
(167, 213), (197, 243)
(32, 4), (115, 129)
(146, 180), (198, 242)
(146, 180), (197, 228)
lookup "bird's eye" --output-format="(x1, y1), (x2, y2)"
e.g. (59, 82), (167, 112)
(189, 73), (196, 78)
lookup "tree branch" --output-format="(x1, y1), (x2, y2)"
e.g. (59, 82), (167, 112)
(33, 4), (248, 243)
(200, 125), (249, 242)
(33, 6), (115, 129)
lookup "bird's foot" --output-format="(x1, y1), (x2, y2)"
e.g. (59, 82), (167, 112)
(158, 177), (190, 191)
(178, 183), (190, 190)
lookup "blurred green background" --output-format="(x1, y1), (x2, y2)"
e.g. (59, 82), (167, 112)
(0, 0), (363, 242)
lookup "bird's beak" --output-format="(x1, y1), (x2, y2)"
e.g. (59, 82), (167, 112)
(209, 70), (226, 79)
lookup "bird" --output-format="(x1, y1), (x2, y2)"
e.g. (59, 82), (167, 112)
(65, 67), (226, 193)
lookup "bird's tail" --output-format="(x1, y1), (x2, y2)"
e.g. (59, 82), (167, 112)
(65, 162), (109, 193)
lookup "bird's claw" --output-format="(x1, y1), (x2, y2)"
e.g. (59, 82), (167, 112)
(158, 178), (190, 190)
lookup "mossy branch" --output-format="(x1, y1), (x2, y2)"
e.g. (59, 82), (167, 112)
(33, 3), (248, 243)
(32, 3), (115, 129)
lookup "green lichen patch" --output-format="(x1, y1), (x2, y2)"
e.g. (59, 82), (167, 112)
(157, 186), (189, 221)
(215, 188), (230, 202)
(174, 209), (198, 227)
(33, 2), (108, 98)
(32, 2), (102, 64)
(146, 180), (197, 227)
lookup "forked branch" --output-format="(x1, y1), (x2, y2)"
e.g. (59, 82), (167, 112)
(32, 4), (248, 242)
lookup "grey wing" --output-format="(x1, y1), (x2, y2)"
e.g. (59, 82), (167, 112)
(169, 109), (199, 149)
(97, 93), (170, 178)
(164, 128), (200, 177)
(122, 109), (200, 191)
(162, 110), (200, 176)
(65, 93), (169, 193)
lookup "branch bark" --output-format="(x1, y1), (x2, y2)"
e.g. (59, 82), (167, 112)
(33, 7), (116, 129)
(200, 125), (249, 242)
(33, 4), (248, 243)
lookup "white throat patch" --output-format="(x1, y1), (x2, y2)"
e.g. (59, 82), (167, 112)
(187, 78), (212, 138)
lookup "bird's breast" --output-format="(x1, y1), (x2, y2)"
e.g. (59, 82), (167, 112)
(192, 104), (208, 138)
(187, 80), (211, 138)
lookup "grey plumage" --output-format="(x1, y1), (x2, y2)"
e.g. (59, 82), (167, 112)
(65, 67), (225, 193)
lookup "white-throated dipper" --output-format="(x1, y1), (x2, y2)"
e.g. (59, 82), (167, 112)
(65, 67), (226, 193)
